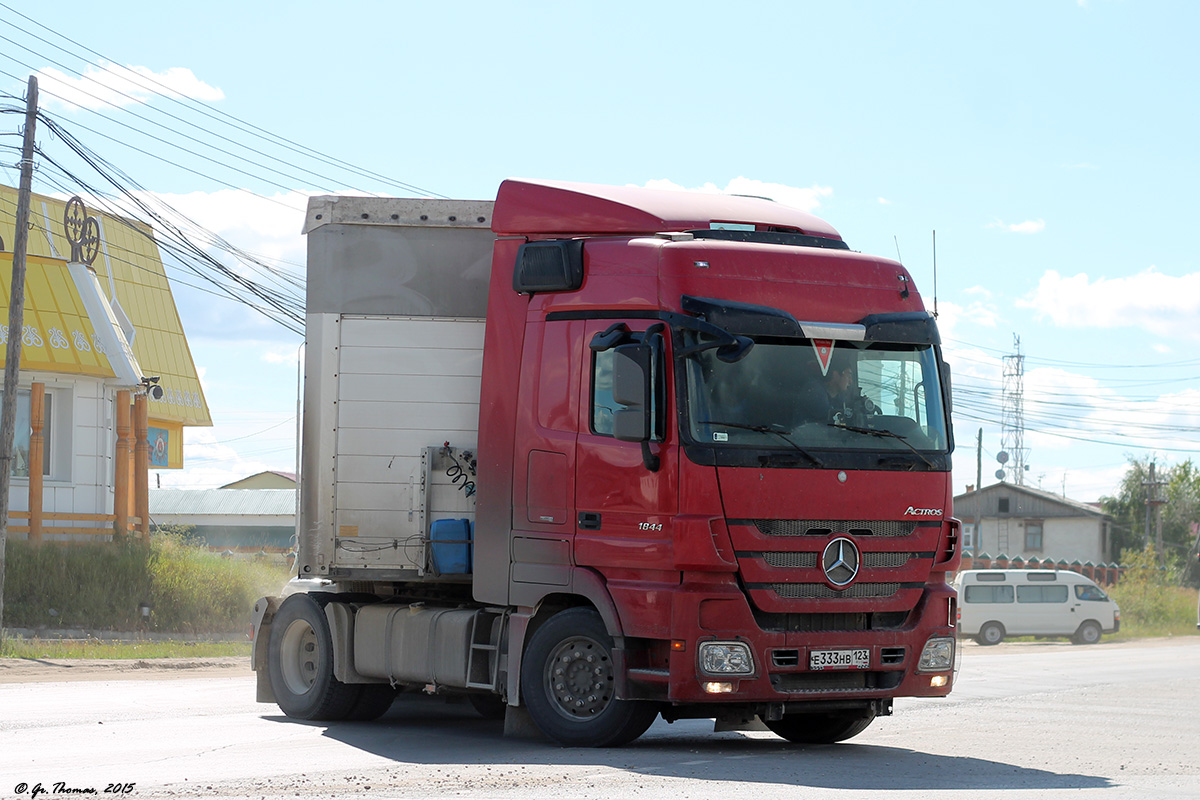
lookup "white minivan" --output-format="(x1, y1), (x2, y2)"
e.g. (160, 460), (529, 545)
(954, 569), (1120, 645)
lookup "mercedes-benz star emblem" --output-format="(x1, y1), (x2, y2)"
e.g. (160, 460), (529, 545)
(822, 537), (860, 587)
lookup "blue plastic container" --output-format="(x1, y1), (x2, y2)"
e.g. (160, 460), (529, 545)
(430, 518), (473, 574)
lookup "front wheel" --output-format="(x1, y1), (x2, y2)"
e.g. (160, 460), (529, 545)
(268, 593), (364, 720)
(764, 710), (876, 744)
(1073, 620), (1103, 645)
(520, 607), (658, 747)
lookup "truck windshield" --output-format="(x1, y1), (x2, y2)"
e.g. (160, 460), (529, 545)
(683, 335), (949, 456)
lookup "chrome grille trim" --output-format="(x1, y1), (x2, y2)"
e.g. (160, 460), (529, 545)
(759, 551), (913, 569)
(752, 519), (916, 538)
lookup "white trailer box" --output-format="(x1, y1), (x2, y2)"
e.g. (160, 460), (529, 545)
(299, 196), (495, 579)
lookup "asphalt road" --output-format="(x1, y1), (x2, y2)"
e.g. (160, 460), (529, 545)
(2, 637), (1197, 800)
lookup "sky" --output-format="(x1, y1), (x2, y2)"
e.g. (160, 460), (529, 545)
(1, 0), (1198, 501)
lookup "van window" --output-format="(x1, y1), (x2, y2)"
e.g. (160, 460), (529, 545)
(1027, 572), (1057, 582)
(1075, 584), (1109, 602)
(1017, 585), (1069, 604)
(976, 573), (1006, 582)
(965, 584), (1014, 603)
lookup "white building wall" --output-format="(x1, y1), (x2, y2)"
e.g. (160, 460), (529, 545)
(975, 516), (1105, 564)
(7, 376), (115, 527)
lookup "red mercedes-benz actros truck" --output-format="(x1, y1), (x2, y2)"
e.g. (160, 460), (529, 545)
(251, 178), (960, 747)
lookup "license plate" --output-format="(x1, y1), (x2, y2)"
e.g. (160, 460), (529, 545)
(809, 648), (870, 670)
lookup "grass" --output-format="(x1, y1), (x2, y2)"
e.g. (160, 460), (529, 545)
(0, 637), (250, 660)
(3, 534), (291, 634)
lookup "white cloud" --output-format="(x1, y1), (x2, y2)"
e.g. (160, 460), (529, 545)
(641, 177), (832, 212)
(963, 285), (993, 299)
(1019, 267), (1200, 339)
(37, 63), (224, 111)
(987, 218), (1046, 234)
(1152, 343), (1171, 354)
(877, 197), (891, 205)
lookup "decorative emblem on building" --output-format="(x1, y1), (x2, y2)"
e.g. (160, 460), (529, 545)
(63, 196), (100, 265)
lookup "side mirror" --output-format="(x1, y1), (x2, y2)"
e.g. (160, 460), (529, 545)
(612, 343), (651, 443)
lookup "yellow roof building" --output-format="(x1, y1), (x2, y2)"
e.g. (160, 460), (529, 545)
(0, 186), (210, 469)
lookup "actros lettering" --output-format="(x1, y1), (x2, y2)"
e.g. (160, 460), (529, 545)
(905, 506), (943, 517)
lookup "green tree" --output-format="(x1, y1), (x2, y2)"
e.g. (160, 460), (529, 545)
(1100, 457), (1200, 567)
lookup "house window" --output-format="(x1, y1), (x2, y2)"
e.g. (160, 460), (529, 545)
(962, 523), (976, 549)
(1024, 520), (1044, 551)
(998, 497), (1010, 513)
(0, 390), (51, 477)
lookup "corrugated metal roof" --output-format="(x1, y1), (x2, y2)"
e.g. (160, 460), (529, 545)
(150, 489), (296, 516)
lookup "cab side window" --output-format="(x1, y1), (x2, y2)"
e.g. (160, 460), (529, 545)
(591, 349), (616, 436)
(1074, 584), (1109, 602)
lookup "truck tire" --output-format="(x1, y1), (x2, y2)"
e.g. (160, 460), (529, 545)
(268, 593), (363, 720)
(1072, 620), (1103, 645)
(764, 710), (876, 744)
(468, 692), (508, 720)
(977, 621), (1005, 646)
(346, 684), (398, 721)
(520, 607), (658, 747)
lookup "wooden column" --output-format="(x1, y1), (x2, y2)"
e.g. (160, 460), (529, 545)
(28, 382), (44, 543)
(134, 393), (149, 539)
(114, 389), (131, 538)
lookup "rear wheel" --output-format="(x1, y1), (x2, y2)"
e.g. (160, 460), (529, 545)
(268, 593), (363, 720)
(1073, 620), (1103, 645)
(520, 607), (657, 747)
(764, 710), (876, 744)
(977, 621), (1005, 646)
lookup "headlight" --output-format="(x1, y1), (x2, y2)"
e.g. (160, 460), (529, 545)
(918, 637), (955, 672)
(698, 641), (755, 676)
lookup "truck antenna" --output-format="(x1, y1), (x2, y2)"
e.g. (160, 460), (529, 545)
(932, 229), (938, 318)
(893, 235), (903, 264)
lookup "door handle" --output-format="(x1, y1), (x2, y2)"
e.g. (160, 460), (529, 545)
(578, 511), (602, 530)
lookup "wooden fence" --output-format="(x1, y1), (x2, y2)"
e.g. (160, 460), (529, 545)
(961, 553), (1126, 586)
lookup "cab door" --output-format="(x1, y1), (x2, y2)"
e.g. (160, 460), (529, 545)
(574, 319), (678, 578)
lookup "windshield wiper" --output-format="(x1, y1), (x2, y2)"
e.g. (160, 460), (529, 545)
(699, 420), (824, 467)
(827, 423), (937, 469)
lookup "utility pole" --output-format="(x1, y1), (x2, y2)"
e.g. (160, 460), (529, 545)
(0, 76), (38, 632)
(1143, 461), (1166, 565)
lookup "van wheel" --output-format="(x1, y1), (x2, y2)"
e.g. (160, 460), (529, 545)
(520, 608), (658, 747)
(1073, 621), (1102, 645)
(268, 593), (363, 720)
(977, 621), (1005, 646)
(764, 710), (876, 744)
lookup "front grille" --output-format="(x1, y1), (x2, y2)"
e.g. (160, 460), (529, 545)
(762, 552), (819, 568)
(760, 551), (914, 569)
(771, 670), (903, 693)
(753, 610), (910, 632)
(770, 582), (901, 599)
(753, 519), (916, 538)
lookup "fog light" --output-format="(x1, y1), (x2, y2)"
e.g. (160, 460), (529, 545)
(703, 681), (734, 694)
(930, 675), (949, 688)
(918, 637), (955, 672)
(698, 641), (755, 676)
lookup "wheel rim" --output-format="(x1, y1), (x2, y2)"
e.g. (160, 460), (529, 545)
(983, 625), (1001, 644)
(1082, 624), (1100, 643)
(278, 618), (320, 696)
(543, 634), (614, 722)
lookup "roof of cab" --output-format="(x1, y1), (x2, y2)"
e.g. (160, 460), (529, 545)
(492, 178), (843, 240)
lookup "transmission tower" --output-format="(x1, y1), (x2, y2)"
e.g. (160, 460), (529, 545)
(1000, 334), (1028, 485)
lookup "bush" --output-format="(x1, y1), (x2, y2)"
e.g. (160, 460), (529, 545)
(3, 534), (290, 633)
(1108, 547), (1199, 636)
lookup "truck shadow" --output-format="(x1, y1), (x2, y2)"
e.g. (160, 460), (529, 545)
(263, 696), (1112, 793)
